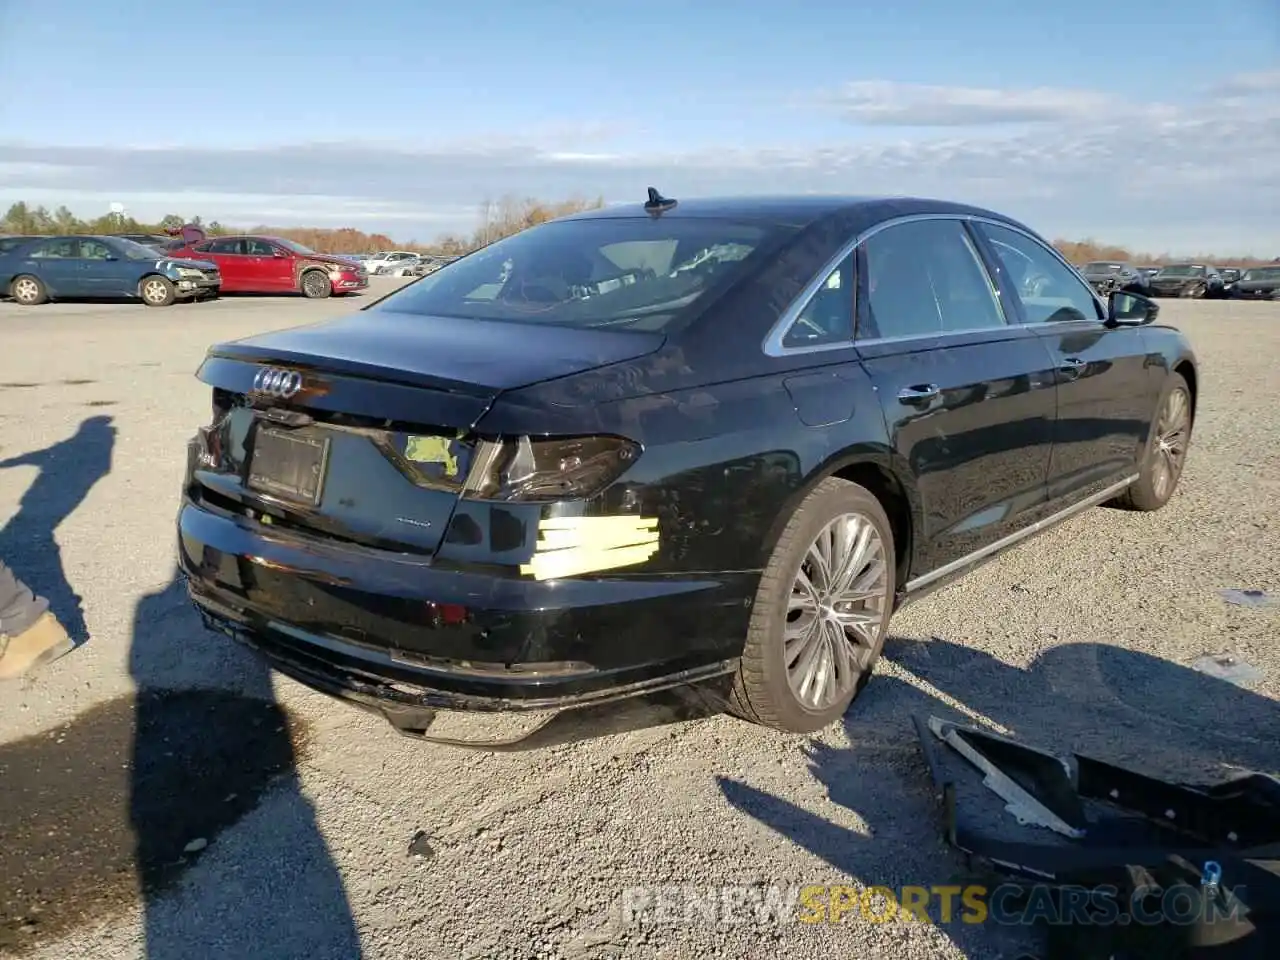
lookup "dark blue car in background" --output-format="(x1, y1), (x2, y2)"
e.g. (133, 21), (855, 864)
(1, 235), (221, 307)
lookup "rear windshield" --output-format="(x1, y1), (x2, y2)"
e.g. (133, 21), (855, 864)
(1244, 267), (1280, 280)
(373, 217), (787, 331)
(1084, 261), (1124, 272)
(1157, 265), (1204, 277)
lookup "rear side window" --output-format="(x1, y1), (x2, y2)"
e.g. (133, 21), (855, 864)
(859, 219), (1006, 340)
(375, 217), (790, 332)
(781, 253), (854, 349)
(30, 238), (78, 259)
(976, 222), (1101, 324)
(207, 239), (243, 255)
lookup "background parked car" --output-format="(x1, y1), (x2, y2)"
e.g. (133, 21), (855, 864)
(376, 255), (424, 277)
(1, 235), (220, 306)
(1136, 265), (1161, 280)
(1080, 260), (1151, 296)
(362, 251), (420, 274)
(165, 235), (368, 298)
(1147, 263), (1225, 298)
(1231, 266), (1280, 299)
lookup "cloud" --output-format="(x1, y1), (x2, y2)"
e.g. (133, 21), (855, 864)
(820, 80), (1118, 126)
(1, 77), (1277, 253)
(1210, 68), (1280, 97)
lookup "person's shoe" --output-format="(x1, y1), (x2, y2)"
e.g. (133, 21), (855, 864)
(0, 612), (76, 680)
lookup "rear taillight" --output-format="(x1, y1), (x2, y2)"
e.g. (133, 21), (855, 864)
(462, 435), (640, 502)
(212, 387), (234, 423)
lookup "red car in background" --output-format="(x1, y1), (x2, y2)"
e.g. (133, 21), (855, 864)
(164, 229), (368, 298)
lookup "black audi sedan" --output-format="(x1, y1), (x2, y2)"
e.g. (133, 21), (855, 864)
(1148, 263), (1225, 299)
(1080, 260), (1151, 296)
(178, 192), (1197, 739)
(1231, 266), (1280, 300)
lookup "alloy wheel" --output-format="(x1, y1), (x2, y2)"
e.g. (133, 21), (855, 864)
(13, 278), (39, 303)
(142, 280), (168, 303)
(1151, 386), (1190, 501)
(785, 512), (890, 711)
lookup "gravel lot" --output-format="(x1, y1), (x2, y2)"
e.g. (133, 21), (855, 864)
(1, 285), (1276, 960)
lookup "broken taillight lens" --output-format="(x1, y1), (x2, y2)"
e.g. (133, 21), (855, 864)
(461, 435), (640, 502)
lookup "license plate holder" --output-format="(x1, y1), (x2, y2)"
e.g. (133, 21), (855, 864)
(246, 425), (331, 506)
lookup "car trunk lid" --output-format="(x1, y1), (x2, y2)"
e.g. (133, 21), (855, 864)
(190, 310), (664, 554)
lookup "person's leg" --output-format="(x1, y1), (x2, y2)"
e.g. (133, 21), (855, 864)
(0, 560), (73, 680)
(0, 559), (48, 635)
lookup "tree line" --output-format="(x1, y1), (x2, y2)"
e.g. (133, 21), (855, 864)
(1, 198), (1273, 265)
(0, 195), (606, 256)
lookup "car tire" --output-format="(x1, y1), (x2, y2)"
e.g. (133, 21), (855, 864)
(9, 274), (48, 305)
(729, 477), (896, 734)
(301, 270), (332, 299)
(139, 275), (176, 307)
(1114, 372), (1192, 512)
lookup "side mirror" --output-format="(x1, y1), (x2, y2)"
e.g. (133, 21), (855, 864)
(1107, 290), (1159, 326)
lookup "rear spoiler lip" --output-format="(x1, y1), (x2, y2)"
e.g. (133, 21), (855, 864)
(201, 342), (498, 398)
(195, 353), (500, 432)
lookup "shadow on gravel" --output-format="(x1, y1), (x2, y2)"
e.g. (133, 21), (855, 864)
(0, 571), (361, 958)
(718, 636), (1279, 957)
(0, 415), (116, 645)
(127, 570), (361, 960)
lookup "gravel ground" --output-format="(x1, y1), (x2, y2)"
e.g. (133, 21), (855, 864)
(0, 285), (1276, 960)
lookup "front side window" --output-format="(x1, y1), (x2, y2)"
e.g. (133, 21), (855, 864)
(976, 222), (1101, 324)
(80, 240), (113, 260)
(245, 238), (276, 256)
(376, 217), (787, 331)
(860, 219), (1006, 340)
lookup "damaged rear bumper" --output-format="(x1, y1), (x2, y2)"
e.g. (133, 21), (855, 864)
(177, 499), (748, 743)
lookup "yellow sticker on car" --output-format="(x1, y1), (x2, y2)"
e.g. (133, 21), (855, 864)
(520, 516), (660, 580)
(404, 435), (459, 477)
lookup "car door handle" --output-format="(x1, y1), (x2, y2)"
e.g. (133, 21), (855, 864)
(897, 384), (940, 405)
(1059, 357), (1086, 380)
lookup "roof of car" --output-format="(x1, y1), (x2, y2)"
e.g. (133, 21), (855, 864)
(561, 194), (1018, 229)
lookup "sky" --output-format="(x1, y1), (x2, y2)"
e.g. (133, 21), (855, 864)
(0, 0), (1277, 254)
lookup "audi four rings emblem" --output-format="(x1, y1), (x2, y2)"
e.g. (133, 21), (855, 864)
(252, 367), (303, 398)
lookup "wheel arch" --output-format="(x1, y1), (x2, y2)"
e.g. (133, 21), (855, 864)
(299, 265), (330, 287)
(758, 445), (923, 596)
(1173, 358), (1197, 421)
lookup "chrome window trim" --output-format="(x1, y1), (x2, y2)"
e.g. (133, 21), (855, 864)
(761, 212), (1105, 358)
(853, 323), (1026, 349)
